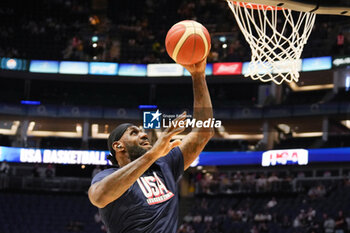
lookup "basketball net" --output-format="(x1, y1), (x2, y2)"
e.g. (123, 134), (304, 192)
(226, 1), (316, 84)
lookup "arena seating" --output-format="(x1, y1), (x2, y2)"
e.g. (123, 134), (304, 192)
(180, 179), (350, 233)
(1, 169), (349, 233)
(0, 0), (348, 62)
(0, 191), (101, 233)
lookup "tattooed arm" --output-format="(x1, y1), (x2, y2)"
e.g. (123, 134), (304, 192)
(179, 59), (214, 170)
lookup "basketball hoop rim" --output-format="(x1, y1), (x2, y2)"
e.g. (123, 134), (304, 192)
(231, 1), (284, 10)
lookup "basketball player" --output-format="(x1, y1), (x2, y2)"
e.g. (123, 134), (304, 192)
(88, 58), (213, 233)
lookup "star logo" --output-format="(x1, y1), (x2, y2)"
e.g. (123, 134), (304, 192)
(143, 110), (162, 129)
(150, 110), (162, 122)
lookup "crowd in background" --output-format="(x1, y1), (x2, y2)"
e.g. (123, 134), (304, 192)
(179, 172), (350, 233)
(190, 170), (345, 195)
(178, 202), (350, 233)
(0, 0), (349, 63)
(0, 0), (91, 60)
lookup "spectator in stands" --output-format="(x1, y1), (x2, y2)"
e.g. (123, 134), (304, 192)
(0, 160), (10, 174)
(294, 209), (307, 228)
(346, 218), (350, 232)
(45, 164), (54, 178)
(324, 170), (332, 177)
(218, 205), (227, 218)
(308, 184), (326, 199)
(281, 215), (291, 228)
(0, 160), (10, 189)
(298, 171), (306, 178)
(259, 222), (269, 233)
(293, 215), (302, 228)
(230, 206), (239, 219)
(219, 172), (231, 193)
(207, 45), (220, 63)
(250, 225), (259, 233)
(268, 172), (279, 182)
(203, 214), (213, 224)
(254, 211), (272, 223)
(244, 206), (253, 222)
(200, 173), (213, 194)
(236, 207), (248, 222)
(256, 174), (268, 192)
(323, 213), (336, 233)
(336, 32), (345, 55)
(209, 173), (220, 193)
(177, 223), (195, 233)
(335, 211), (347, 233)
(266, 197), (277, 208)
(183, 212), (194, 223)
(344, 178), (350, 187)
(63, 36), (85, 60)
(244, 172), (256, 192)
(32, 164), (40, 177)
(194, 172), (203, 193)
(193, 212), (203, 224)
(267, 172), (280, 191)
(66, 220), (84, 232)
(232, 171), (243, 192)
(309, 219), (321, 233)
(306, 207), (316, 223)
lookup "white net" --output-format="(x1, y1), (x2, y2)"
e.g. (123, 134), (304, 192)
(226, 1), (316, 84)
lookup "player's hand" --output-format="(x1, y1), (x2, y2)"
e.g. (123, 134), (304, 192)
(181, 58), (207, 78)
(148, 112), (186, 159)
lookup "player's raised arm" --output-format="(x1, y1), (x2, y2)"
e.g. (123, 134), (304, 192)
(179, 59), (214, 170)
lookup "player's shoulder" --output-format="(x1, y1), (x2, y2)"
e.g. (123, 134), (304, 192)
(96, 167), (118, 176)
(91, 167), (118, 185)
(157, 146), (183, 163)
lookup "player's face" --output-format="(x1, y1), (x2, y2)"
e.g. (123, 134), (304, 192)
(123, 126), (152, 161)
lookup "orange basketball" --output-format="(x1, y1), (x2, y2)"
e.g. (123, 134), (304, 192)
(165, 20), (211, 65)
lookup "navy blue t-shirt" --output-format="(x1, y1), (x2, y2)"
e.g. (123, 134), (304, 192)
(91, 147), (184, 233)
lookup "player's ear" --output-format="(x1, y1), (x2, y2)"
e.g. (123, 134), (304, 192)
(112, 141), (125, 152)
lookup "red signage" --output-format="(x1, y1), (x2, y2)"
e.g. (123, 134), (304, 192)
(213, 62), (243, 75)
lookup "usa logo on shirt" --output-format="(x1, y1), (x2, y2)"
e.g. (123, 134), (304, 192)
(137, 172), (174, 205)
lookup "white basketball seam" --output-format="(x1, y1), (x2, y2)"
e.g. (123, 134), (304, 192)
(190, 21), (197, 64)
(172, 22), (195, 62)
(196, 28), (209, 60)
